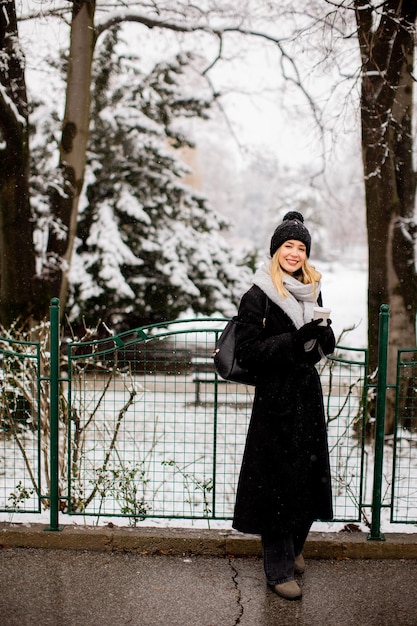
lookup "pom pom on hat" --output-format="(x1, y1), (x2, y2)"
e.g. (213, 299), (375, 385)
(270, 212), (312, 258)
(282, 211), (305, 223)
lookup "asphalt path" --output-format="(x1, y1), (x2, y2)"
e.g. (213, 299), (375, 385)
(1, 548), (417, 626)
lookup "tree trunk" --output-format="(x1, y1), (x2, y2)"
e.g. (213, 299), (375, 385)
(0, 0), (36, 325)
(355, 0), (417, 433)
(44, 0), (96, 313)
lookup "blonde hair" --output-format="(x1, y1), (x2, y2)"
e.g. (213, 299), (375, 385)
(270, 248), (321, 297)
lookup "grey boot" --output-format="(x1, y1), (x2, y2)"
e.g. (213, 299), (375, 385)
(294, 553), (305, 575)
(271, 580), (302, 600)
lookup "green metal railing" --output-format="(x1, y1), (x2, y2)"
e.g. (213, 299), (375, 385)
(46, 297), (61, 530)
(0, 300), (416, 539)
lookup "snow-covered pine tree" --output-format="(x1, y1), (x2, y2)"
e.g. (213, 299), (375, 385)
(67, 27), (251, 330)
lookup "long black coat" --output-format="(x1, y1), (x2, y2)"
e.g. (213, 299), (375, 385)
(232, 284), (334, 536)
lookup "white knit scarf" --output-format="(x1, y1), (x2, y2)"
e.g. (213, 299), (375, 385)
(253, 258), (321, 349)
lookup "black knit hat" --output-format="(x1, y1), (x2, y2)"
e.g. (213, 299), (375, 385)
(270, 211), (311, 258)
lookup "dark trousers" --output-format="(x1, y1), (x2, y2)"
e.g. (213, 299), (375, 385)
(262, 521), (312, 585)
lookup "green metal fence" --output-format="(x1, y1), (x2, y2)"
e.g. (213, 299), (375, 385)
(0, 299), (416, 539)
(64, 320), (368, 526)
(65, 318), (254, 522)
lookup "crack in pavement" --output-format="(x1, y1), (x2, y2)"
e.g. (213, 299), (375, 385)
(228, 557), (244, 626)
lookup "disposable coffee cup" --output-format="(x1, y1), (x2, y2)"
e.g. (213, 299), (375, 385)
(313, 306), (331, 326)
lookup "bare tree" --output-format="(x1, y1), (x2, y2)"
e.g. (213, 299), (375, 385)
(354, 0), (417, 430)
(47, 0), (96, 307)
(0, 0), (36, 324)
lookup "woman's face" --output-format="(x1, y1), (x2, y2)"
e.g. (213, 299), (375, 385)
(277, 239), (307, 275)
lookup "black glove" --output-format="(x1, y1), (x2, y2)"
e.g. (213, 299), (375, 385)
(294, 319), (327, 346)
(318, 319), (335, 354)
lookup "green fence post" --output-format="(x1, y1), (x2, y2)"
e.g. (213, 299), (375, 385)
(45, 297), (61, 531)
(368, 304), (390, 541)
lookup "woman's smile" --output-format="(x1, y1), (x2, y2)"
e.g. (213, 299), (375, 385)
(277, 240), (307, 275)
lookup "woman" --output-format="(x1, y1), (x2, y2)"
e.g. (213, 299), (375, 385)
(232, 211), (335, 601)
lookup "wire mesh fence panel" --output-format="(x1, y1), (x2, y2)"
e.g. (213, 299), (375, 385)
(319, 346), (369, 522)
(66, 320), (254, 522)
(0, 338), (42, 513)
(391, 350), (417, 524)
(66, 321), (370, 525)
